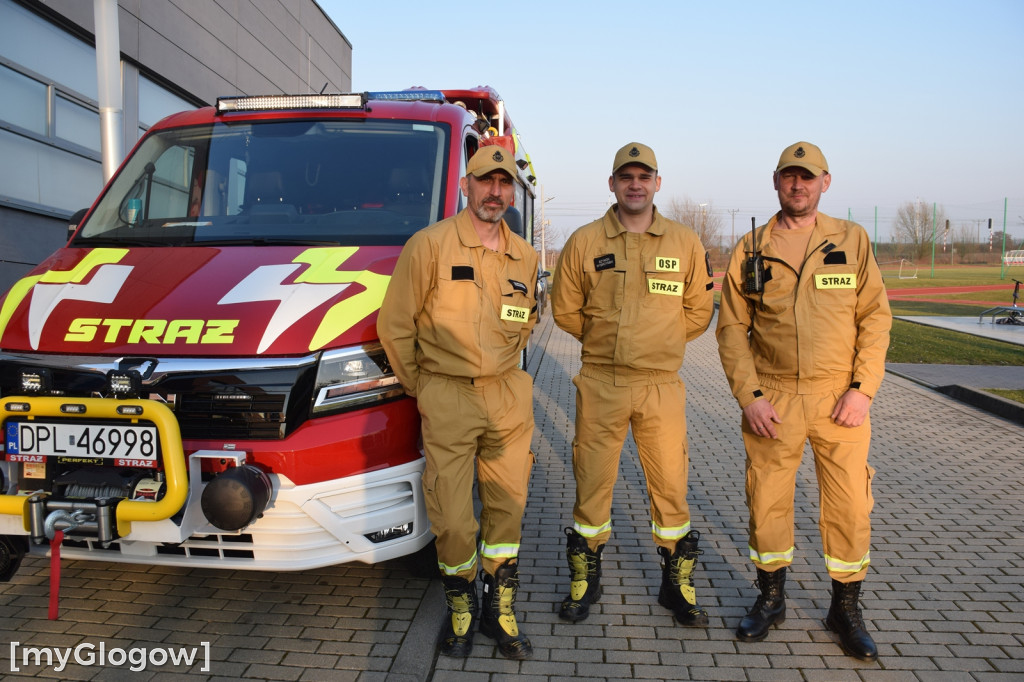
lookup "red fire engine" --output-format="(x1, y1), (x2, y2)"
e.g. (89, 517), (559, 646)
(0, 87), (538, 578)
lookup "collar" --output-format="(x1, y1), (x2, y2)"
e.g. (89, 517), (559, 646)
(602, 204), (666, 238)
(761, 211), (846, 255)
(454, 208), (521, 260)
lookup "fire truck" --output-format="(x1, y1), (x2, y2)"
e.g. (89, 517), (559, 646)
(0, 87), (538, 578)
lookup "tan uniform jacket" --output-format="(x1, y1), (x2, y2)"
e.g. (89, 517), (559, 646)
(716, 212), (892, 408)
(377, 209), (539, 396)
(551, 206), (714, 372)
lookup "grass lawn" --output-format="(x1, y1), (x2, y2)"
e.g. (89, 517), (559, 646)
(880, 264), (1022, 291)
(883, 265), (1023, 367)
(880, 265), (1024, 403)
(887, 318), (1023, 365)
(989, 388), (1024, 403)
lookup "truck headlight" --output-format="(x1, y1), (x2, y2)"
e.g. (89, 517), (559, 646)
(312, 343), (404, 415)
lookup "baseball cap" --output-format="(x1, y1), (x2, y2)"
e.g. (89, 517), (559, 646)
(612, 142), (658, 173)
(467, 145), (518, 178)
(776, 141), (828, 176)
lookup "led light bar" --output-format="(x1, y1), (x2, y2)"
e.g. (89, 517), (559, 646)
(107, 369), (142, 398)
(366, 90), (446, 103)
(216, 93), (367, 112)
(19, 369), (51, 394)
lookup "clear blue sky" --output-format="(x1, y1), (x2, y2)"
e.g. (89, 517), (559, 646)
(319, 0), (1023, 246)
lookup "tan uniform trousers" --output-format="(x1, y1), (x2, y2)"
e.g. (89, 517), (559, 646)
(572, 363), (692, 553)
(416, 368), (534, 581)
(744, 375), (875, 583)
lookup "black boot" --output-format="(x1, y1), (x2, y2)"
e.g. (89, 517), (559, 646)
(656, 531), (710, 627)
(736, 567), (786, 642)
(825, 579), (878, 661)
(559, 528), (604, 622)
(438, 575), (477, 657)
(479, 560), (533, 660)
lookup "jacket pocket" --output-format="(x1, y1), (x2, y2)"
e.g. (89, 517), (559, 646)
(433, 264), (481, 321)
(810, 264), (858, 310)
(582, 258), (624, 312)
(643, 262), (686, 309)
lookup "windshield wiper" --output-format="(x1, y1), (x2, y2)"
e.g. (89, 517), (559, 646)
(194, 238), (342, 246)
(71, 238), (171, 247)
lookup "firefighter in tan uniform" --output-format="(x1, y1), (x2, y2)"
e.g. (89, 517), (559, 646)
(377, 146), (538, 660)
(551, 143), (715, 626)
(716, 142), (891, 661)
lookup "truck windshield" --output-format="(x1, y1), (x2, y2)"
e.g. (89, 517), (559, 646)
(73, 119), (449, 246)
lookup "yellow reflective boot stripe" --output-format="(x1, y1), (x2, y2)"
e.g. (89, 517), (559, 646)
(825, 551), (871, 573)
(573, 520), (611, 538)
(480, 542), (519, 561)
(652, 521), (691, 542)
(568, 549), (591, 600)
(749, 545), (794, 564)
(497, 583), (519, 636)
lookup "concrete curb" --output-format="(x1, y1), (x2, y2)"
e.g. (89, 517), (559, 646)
(885, 368), (1024, 425)
(935, 385), (1024, 425)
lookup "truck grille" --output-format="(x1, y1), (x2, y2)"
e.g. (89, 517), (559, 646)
(0, 353), (318, 441)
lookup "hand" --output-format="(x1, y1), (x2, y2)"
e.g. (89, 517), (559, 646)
(831, 389), (870, 427)
(743, 398), (781, 439)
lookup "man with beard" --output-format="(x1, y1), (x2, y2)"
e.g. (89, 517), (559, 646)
(378, 145), (539, 660)
(716, 141), (891, 661)
(550, 142), (715, 627)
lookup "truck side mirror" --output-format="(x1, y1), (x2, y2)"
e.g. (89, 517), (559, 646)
(68, 208), (89, 236)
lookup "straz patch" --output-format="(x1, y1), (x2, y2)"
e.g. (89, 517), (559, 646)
(815, 274), (856, 289)
(656, 256), (680, 272)
(500, 304), (530, 323)
(648, 279), (682, 296)
(593, 254), (615, 271)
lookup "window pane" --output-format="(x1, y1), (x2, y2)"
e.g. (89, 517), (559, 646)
(55, 95), (100, 151)
(75, 120), (450, 246)
(0, 0), (97, 99)
(0, 64), (46, 135)
(0, 128), (101, 211)
(139, 76), (195, 128)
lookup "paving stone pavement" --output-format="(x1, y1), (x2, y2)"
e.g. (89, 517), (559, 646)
(1, 312), (1022, 681)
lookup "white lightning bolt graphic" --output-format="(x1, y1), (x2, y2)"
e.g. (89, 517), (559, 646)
(28, 264), (133, 349)
(219, 264), (350, 353)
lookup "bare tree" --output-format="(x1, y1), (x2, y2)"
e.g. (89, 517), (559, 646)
(892, 200), (949, 261)
(530, 209), (563, 272)
(665, 197), (723, 253)
(953, 222), (976, 263)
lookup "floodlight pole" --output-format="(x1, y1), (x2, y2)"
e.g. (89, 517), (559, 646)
(94, 0), (123, 183)
(930, 203), (936, 278)
(1001, 197), (1008, 279)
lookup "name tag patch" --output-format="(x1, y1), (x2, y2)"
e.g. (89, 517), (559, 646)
(656, 256), (680, 272)
(451, 266), (474, 280)
(594, 254), (615, 271)
(648, 279), (682, 296)
(501, 304), (530, 322)
(815, 274), (856, 289)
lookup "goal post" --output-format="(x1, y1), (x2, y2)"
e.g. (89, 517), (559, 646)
(878, 259), (918, 279)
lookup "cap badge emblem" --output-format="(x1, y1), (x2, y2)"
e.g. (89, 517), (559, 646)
(629, 147), (640, 157)
(492, 150), (504, 162)
(794, 147), (806, 158)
